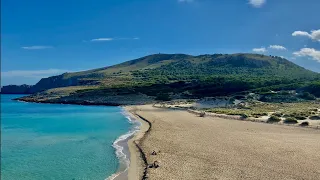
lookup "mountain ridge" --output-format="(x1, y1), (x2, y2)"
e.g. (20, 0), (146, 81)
(1, 53), (319, 103)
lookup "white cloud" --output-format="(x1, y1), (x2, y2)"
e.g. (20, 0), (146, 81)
(118, 37), (140, 40)
(248, 0), (266, 8)
(293, 48), (320, 62)
(91, 38), (114, 42)
(1, 69), (72, 78)
(90, 37), (139, 42)
(21, 46), (53, 50)
(252, 47), (267, 53)
(269, 45), (287, 50)
(292, 29), (320, 42)
(292, 31), (310, 37)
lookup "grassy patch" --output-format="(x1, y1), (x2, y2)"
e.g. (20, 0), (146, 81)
(206, 101), (320, 120)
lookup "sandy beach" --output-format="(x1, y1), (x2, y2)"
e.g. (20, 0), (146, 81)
(124, 107), (150, 180)
(125, 105), (320, 180)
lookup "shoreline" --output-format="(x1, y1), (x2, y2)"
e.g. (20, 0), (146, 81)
(107, 106), (151, 180)
(123, 106), (151, 180)
(107, 109), (142, 180)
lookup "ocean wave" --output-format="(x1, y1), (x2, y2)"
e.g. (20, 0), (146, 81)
(106, 109), (141, 180)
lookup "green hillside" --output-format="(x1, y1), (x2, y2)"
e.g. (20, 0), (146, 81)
(4, 53), (320, 103)
(53, 53), (317, 87)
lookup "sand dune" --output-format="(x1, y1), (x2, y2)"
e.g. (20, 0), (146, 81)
(127, 105), (320, 180)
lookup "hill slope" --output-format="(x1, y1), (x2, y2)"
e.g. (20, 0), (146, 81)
(2, 53), (319, 104)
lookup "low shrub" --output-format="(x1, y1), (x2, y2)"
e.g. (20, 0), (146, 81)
(252, 112), (268, 117)
(283, 117), (298, 124)
(226, 112), (242, 116)
(199, 111), (206, 117)
(294, 115), (307, 120)
(309, 116), (320, 120)
(283, 114), (290, 118)
(300, 121), (309, 126)
(273, 112), (283, 117)
(240, 113), (249, 119)
(286, 112), (309, 120)
(298, 92), (316, 100)
(267, 115), (281, 123)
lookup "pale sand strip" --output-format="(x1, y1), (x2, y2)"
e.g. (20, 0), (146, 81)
(128, 105), (320, 180)
(125, 106), (151, 180)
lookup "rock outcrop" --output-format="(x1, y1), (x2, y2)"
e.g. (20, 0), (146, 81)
(1, 73), (80, 94)
(0, 84), (33, 94)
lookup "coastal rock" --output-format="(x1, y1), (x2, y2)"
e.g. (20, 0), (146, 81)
(0, 84), (33, 94)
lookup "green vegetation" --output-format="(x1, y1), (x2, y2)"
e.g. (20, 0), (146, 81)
(240, 113), (249, 119)
(303, 82), (320, 97)
(300, 122), (309, 126)
(309, 116), (320, 120)
(267, 115), (281, 123)
(298, 92), (316, 100)
(4, 53), (319, 98)
(205, 101), (320, 120)
(155, 92), (172, 101)
(283, 117), (298, 124)
(273, 112), (283, 117)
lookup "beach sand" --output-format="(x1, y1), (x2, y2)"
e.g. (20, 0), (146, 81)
(125, 106), (150, 180)
(126, 105), (320, 180)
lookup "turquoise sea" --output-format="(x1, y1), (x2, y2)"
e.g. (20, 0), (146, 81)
(1, 94), (137, 180)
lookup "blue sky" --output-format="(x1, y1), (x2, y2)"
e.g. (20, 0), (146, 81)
(1, 0), (320, 85)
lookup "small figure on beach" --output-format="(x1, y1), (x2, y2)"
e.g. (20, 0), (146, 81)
(149, 161), (160, 168)
(151, 150), (157, 155)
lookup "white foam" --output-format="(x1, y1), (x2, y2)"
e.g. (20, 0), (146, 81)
(16, 100), (29, 103)
(105, 109), (141, 180)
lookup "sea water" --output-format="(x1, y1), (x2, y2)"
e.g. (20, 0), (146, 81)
(1, 94), (137, 180)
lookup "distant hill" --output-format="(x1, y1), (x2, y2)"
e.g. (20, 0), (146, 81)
(2, 53), (319, 104)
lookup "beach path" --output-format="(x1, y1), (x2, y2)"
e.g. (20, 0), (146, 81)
(134, 105), (320, 180)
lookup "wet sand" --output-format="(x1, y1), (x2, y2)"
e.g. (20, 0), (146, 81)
(126, 105), (320, 180)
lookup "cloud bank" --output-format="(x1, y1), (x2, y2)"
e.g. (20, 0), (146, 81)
(293, 48), (320, 62)
(292, 29), (320, 42)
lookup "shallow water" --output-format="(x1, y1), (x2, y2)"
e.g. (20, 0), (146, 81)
(1, 94), (132, 180)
